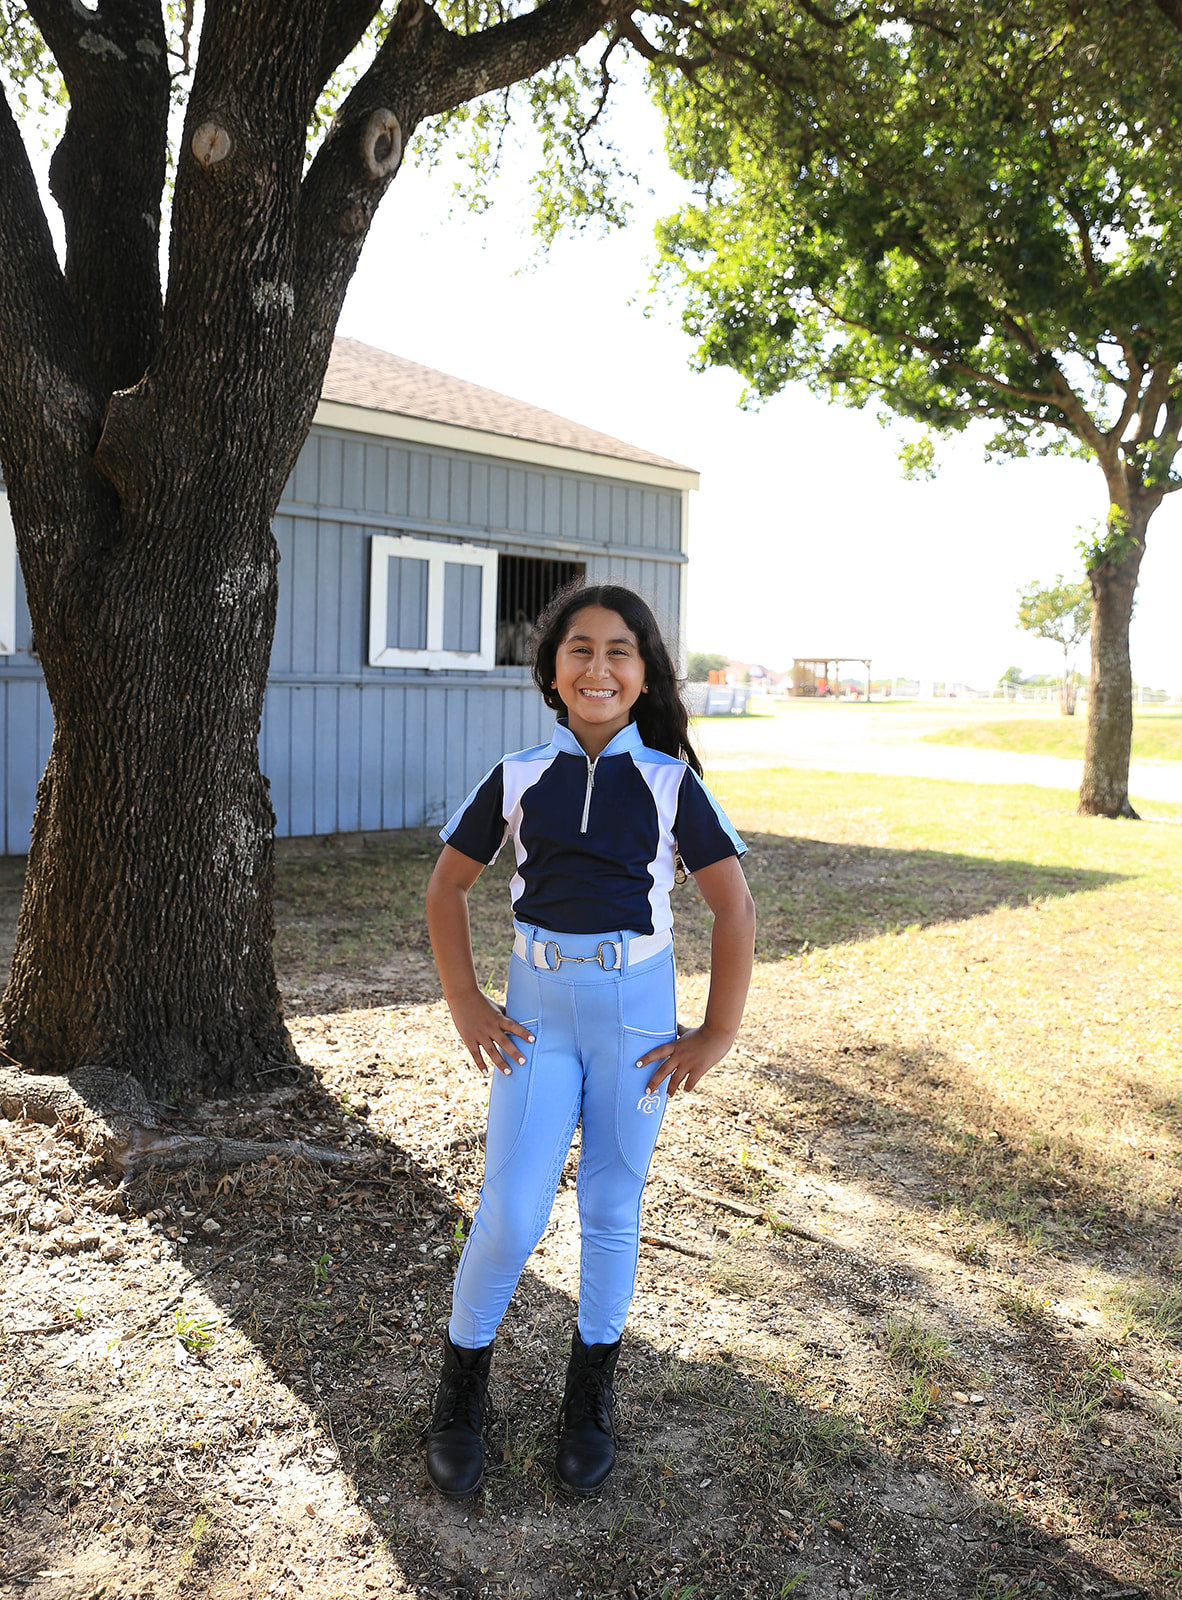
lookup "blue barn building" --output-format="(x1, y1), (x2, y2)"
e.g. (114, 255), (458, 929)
(0, 339), (698, 855)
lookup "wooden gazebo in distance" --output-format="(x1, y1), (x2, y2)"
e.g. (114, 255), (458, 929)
(792, 657), (873, 699)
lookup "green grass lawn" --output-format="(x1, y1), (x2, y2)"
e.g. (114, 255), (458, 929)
(924, 710), (1182, 760)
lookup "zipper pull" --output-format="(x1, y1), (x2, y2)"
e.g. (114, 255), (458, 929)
(580, 755), (598, 834)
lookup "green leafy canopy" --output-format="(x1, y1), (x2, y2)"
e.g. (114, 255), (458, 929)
(649, 1), (1182, 495)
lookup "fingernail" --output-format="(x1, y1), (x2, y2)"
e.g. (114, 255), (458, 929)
(503, 1066), (512, 1075)
(526, 1034), (535, 1043)
(636, 1060), (645, 1069)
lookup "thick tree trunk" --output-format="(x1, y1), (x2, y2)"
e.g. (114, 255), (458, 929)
(1, 487), (296, 1098)
(0, 0), (631, 1106)
(1078, 517), (1147, 818)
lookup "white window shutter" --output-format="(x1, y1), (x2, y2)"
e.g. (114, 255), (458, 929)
(368, 534), (498, 670)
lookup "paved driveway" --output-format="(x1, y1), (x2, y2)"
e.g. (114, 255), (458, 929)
(694, 702), (1182, 804)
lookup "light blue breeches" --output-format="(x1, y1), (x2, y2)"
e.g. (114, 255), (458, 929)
(448, 923), (676, 1349)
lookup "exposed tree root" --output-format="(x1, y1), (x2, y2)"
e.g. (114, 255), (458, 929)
(0, 1063), (360, 1176)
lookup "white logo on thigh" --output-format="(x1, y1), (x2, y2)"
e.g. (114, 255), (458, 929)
(637, 1091), (661, 1115)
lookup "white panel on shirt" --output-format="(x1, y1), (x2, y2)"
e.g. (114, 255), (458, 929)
(632, 756), (688, 935)
(502, 752), (558, 911)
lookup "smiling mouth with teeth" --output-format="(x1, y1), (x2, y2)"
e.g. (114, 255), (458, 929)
(581, 689), (616, 698)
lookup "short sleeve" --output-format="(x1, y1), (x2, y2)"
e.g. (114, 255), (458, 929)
(674, 769), (747, 873)
(440, 764), (508, 864)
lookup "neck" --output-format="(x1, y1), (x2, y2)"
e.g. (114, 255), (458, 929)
(571, 725), (617, 760)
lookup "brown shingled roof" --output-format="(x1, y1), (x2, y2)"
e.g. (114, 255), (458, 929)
(322, 337), (693, 473)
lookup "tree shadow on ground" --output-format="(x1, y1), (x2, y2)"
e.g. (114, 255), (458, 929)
(673, 830), (1127, 976)
(2, 1058), (1169, 1600)
(0, 829), (1130, 1006)
(262, 826), (1129, 998)
(729, 1036), (1182, 1275)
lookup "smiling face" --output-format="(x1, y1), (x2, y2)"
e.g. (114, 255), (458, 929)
(552, 605), (647, 756)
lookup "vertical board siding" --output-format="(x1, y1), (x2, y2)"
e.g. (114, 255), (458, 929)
(2, 423), (686, 852)
(401, 689), (426, 830)
(288, 688), (316, 837)
(289, 518), (319, 675)
(320, 437), (344, 509)
(272, 518), (295, 673)
(3, 679), (50, 857)
(388, 447), (409, 518)
(383, 689), (408, 831)
(315, 521), (343, 674)
(364, 444), (387, 513)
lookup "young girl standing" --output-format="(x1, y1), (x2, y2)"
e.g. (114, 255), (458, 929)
(424, 583), (755, 1498)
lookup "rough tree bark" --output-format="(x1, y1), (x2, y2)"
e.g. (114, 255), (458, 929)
(0, 0), (633, 1102)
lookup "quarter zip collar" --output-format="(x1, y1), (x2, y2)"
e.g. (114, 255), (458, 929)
(550, 719), (646, 835)
(549, 718), (646, 761)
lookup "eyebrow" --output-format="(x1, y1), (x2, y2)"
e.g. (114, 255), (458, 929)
(565, 633), (637, 646)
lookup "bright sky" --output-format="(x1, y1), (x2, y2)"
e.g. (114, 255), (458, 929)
(339, 91), (1181, 695)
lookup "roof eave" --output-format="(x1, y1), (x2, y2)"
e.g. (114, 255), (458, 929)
(313, 398), (700, 492)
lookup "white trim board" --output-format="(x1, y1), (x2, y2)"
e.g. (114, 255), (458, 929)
(314, 400), (700, 493)
(0, 490), (15, 656)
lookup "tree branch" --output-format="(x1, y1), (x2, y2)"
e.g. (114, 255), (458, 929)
(0, 81), (109, 582)
(275, 0), (631, 500)
(1132, 362), (1173, 444)
(403, 0), (637, 122)
(809, 289), (1058, 410)
(0, 83), (104, 481)
(27, 0), (171, 394)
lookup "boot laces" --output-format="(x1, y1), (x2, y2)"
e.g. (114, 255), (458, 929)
(563, 1363), (613, 1434)
(437, 1366), (485, 1433)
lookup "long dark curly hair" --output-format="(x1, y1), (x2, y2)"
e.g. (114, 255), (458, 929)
(531, 581), (702, 776)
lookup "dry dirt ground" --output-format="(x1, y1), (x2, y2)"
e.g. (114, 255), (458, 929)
(1, 812), (1180, 1600)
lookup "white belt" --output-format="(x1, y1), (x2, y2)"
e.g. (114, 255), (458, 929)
(512, 927), (672, 972)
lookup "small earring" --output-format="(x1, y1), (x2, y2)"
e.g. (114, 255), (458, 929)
(642, 683), (648, 693)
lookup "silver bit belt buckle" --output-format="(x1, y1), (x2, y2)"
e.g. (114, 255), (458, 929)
(542, 940), (620, 971)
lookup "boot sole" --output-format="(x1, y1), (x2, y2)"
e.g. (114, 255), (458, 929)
(427, 1467), (484, 1500)
(556, 1469), (613, 1497)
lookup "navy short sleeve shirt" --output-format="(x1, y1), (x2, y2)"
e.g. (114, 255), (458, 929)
(441, 720), (746, 935)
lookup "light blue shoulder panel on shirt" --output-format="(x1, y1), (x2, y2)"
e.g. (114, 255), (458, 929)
(679, 768), (748, 861)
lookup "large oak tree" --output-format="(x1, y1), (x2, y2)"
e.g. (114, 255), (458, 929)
(0, 0), (654, 1100)
(643, 0), (1182, 817)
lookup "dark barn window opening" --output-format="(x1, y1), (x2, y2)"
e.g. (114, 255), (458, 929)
(496, 555), (585, 666)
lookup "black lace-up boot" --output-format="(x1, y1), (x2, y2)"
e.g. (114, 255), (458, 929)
(555, 1329), (622, 1495)
(426, 1331), (494, 1498)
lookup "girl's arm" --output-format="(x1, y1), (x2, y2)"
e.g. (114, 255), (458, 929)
(639, 854), (755, 1097)
(426, 843), (533, 1076)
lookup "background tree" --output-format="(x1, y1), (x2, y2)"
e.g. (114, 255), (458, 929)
(686, 650), (729, 681)
(1016, 577), (1091, 717)
(0, 0), (643, 1100)
(641, 0), (1182, 819)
